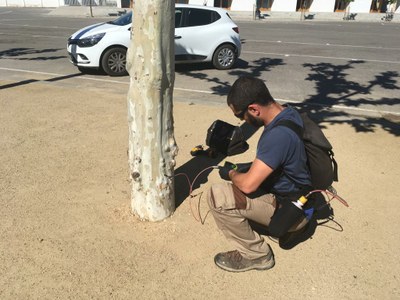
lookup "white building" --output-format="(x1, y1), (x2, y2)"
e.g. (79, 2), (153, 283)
(203, 0), (399, 14)
(1, 0), (399, 15)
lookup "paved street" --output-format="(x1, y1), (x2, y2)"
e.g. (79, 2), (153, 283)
(1, 8), (400, 118)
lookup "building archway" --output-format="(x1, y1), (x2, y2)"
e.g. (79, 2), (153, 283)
(370, 0), (391, 12)
(214, 0), (232, 9)
(257, 0), (274, 11)
(334, 0), (353, 12)
(296, 0), (312, 12)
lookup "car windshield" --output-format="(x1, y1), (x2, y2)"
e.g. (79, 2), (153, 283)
(108, 11), (133, 26)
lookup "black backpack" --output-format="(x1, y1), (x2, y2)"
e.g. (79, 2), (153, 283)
(275, 112), (338, 190)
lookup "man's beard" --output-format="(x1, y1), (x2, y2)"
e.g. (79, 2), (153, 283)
(247, 113), (264, 128)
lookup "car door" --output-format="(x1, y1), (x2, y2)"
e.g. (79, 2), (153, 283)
(174, 7), (221, 61)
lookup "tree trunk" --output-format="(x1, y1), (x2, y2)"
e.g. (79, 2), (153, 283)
(126, 0), (177, 221)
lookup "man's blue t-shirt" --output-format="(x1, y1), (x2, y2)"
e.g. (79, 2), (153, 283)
(256, 106), (311, 194)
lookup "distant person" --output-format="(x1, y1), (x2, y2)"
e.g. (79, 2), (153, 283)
(255, 8), (261, 19)
(207, 76), (312, 272)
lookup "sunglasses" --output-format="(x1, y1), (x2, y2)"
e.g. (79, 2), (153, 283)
(234, 109), (247, 119)
(234, 102), (254, 119)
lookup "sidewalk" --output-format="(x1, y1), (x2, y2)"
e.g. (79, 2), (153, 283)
(231, 10), (400, 23)
(48, 6), (400, 23)
(0, 76), (399, 298)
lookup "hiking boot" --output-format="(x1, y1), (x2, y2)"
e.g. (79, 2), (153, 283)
(214, 248), (275, 272)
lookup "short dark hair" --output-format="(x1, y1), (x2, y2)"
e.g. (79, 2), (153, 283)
(227, 76), (274, 111)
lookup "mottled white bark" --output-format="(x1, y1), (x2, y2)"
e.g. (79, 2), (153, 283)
(126, 0), (177, 221)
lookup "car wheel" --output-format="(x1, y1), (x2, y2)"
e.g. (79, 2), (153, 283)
(101, 46), (128, 76)
(212, 44), (236, 70)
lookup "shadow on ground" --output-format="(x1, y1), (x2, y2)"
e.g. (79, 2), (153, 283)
(174, 56), (400, 210)
(175, 122), (257, 207)
(177, 57), (400, 137)
(0, 47), (66, 61)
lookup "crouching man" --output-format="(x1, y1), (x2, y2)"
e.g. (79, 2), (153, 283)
(207, 76), (312, 272)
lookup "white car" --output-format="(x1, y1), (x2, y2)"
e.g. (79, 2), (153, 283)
(67, 4), (241, 76)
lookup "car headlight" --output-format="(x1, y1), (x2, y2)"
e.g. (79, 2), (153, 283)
(77, 33), (106, 48)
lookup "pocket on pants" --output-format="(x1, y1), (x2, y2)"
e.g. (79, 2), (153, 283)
(208, 182), (247, 210)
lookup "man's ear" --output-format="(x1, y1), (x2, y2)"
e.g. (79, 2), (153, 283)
(248, 104), (260, 116)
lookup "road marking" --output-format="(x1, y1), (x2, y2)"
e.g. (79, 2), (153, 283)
(245, 39), (400, 51)
(174, 87), (213, 94)
(0, 31), (66, 39)
(0, 66), (399, 116)
(0, 22), (79, 30)
(243, 50), (400, 64)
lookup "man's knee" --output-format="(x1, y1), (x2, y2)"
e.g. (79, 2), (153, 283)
(207, 182), (236, 210)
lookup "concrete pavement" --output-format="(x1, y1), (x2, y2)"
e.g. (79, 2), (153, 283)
(48, 6), (400, 23)
(1, 7), (399, 298)
(1, 76), (399, 299)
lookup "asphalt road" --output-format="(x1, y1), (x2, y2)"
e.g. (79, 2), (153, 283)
(1, 8), (400, 118)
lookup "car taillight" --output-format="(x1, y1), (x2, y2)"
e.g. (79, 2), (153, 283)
(232, 27), (239, 34)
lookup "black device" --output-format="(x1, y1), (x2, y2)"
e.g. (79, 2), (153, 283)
(206, 120), (249, 156)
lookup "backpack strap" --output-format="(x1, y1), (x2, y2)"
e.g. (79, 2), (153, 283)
(274, 119), (303, 140)
(271, 118), (312, 194)
(329, 150), (339, 182)
(276, 116), (339, 185)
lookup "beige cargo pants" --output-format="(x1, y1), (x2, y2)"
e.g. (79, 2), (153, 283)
(207, 182), (307, 259)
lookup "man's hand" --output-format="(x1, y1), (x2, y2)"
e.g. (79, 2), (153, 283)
(229, 159), (274, 195)
(218, 161), (237, 181)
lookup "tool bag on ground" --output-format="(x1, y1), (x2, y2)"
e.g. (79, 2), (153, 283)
(206, 120), (249, 156)
(274, 112), (338, 190)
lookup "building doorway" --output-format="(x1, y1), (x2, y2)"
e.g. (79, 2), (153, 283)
(257, 0), (274, 11)
(214, 0), (232, 9)
(296, 0), (312, 12)
(370, 0), (389, 12)
(334, 0), (352, 12)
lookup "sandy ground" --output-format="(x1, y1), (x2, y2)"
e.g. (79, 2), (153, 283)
(0, 81), (399, 299)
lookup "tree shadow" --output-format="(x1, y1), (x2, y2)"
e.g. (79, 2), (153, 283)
(0, 47), (66, 61)
(175, 122), (258, 208)
(174, 57), (285, 207)
(177, 57), (399, 136)
(230, 57), (286, 78)
(0, 73), (84, 90)
(13, 56), (67, 61)
(300, 60), (400, 136)
(174, 56), (400, 208)
(176, 57), (285, 96)
(77, 67), (107, 76)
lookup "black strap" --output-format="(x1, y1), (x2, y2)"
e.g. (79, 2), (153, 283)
(329, 150), (338, 181)
(274, 119), (303, 139)
(277, 118), (338, 184)
(271, 119), (311, 193)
